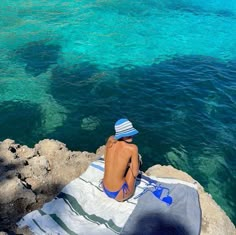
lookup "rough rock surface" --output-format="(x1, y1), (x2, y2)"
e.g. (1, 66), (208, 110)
(0, 139), (100, 233)
(0, 139), (235, 234)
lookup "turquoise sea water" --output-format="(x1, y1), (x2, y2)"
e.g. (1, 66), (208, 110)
(0, 0), (236, 224)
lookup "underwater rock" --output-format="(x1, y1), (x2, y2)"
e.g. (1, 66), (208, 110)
(50, 62), (99, 103)
(164, 146), (190, 170)
(81, 116), (101, 131)
(0, 101), (42, 144)
(16, 41), (60, 76)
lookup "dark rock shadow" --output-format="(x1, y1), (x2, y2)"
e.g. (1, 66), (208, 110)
(0, 180), (65, 233)
(0, 158), (28, 231)
(16, 41), (61, 76)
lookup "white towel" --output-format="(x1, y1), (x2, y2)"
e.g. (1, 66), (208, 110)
(17, 158), (197, 235)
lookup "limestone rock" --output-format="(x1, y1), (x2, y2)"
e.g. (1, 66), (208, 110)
(0, 177), (36, 230)
(0, 178), (35, 204)
(0, 139), (17, 162)
(0, 139), (99, 233)
(34, 139), (68, 158)
(96, 145), (105, 156)
(29, 155), (50, 177)
(16, 145), (36, 159)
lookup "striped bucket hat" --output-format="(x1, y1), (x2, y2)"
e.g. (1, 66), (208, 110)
(114, 118), (139, 140)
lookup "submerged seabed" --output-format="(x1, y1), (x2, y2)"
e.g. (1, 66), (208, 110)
(0, 0), (236, 224)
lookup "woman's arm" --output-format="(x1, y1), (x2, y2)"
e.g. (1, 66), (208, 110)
(130, 145), (139, 178)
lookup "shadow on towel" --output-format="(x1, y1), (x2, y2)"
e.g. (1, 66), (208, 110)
(122, 212), (190, 235)
(121, 183), (201, 235)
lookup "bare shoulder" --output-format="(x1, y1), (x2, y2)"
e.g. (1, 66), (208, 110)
(106, 135), (116, 144)
(127, 143), (138, 152)
(108, 136), (115, 141)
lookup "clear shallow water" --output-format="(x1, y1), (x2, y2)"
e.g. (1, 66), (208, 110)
(0, 0), (236, 224)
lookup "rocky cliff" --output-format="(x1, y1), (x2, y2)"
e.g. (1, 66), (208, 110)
(0, 139), (235, 235)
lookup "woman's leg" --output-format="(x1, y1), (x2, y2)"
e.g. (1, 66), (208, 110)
(115, 167), (136, 202)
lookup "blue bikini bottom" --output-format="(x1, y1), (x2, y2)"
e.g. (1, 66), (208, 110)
(103, 182), (129, 199)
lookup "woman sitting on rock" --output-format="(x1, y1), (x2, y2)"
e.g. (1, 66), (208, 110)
(103, 118), (140, 202)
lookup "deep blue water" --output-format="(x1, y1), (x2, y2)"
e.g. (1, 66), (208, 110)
(0, 0), (236, 225)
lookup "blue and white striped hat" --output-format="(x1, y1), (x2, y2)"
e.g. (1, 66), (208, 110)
(114, 118), (139, 140)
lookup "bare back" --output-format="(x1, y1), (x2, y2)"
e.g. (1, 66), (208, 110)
(103, 136), (139, 200)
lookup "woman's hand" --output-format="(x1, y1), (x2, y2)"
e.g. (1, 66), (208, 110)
(138, 154), (143, 165)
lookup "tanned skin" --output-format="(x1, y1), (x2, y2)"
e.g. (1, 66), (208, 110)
(103, 135), (139, 202)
